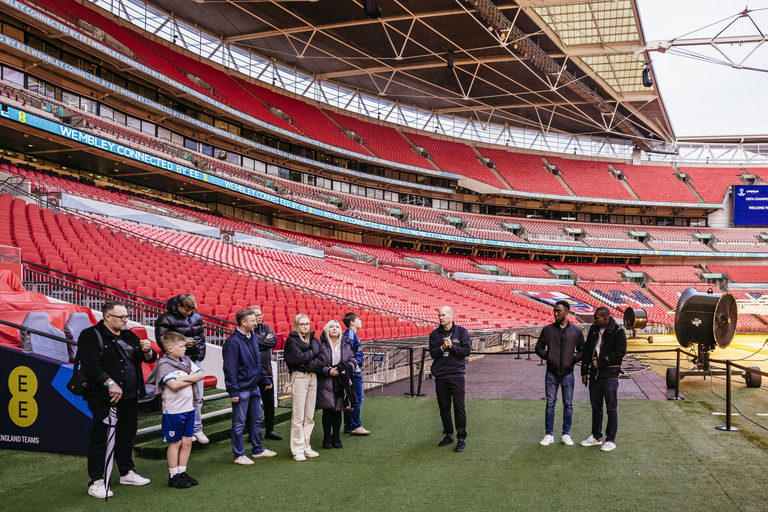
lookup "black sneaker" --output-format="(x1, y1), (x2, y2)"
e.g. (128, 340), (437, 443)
(455, 439), (466, 452)
(265, 431), (283, 441)
(168, 474), (192, 489)
(438, 435), (454, 447)
(178, 472), (198, 486)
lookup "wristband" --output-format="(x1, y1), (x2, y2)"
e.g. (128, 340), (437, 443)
(106, 380), (114, 388)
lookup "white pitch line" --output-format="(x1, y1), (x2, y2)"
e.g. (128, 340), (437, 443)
(712, 412), (740, 416)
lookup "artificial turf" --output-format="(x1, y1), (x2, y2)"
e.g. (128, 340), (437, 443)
(2, 395), (767, 512)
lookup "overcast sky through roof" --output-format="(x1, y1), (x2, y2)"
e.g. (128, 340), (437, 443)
(636, 0), (768, 138)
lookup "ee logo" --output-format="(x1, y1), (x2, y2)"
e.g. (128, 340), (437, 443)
(8, 366), (38, 427)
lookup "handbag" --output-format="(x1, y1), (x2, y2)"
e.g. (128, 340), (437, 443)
(284, 371), (297, 395)
(67, 329), (103, 396)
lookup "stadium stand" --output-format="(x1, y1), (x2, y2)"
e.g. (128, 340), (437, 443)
(469, 258), (553, 278)
(403, 133), (506, 187)
(627, 265), (701, 283)
(614, 164), (699, 203)
(233, 77), (366, 154)
(546, 156), (633, 200)
(678, 167), (742, 204)
(475, 148), (568, 194)
(707, 265), (768, 283)
(577, 282), (670, 324)
(548, 262), (626, 282)
(323, 110), (433, 168)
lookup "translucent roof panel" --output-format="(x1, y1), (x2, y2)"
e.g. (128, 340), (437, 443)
(582, 53), (648, 93)
(533, 1), (639, 47)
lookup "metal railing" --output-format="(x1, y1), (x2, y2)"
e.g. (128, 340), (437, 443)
(22, 263), (235, 344)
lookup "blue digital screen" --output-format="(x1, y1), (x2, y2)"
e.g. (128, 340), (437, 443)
(734, 185), (768, 226)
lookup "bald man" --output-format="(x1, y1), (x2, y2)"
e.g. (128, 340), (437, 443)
(428, 306), (472, 452)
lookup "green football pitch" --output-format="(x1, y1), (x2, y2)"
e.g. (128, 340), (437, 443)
(2, 394), (767, 512)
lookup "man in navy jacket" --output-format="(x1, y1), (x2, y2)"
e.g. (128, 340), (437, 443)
(428, 306), (472, 452)
(222, 308), (277, 465)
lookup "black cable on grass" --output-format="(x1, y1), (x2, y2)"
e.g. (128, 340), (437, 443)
(706, 369), (768, 433)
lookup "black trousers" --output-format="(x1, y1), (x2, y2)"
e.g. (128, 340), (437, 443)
(435, 377), (466, 439)
(86, 397), (138, 484)
(259, 382), (275, 432)
(322, 409), (342, 439)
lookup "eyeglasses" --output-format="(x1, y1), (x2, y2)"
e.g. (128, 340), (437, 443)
(298, 322), (310, 327)
(106, 314), (129, 320)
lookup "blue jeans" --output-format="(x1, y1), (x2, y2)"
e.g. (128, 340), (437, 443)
(589, 377), (619, 442)
(545, 371), (574, 436)
(344, 371), (364, 431)
(231, 388), (264, 459)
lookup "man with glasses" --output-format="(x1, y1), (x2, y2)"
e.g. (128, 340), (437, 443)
(249, 305), (282, 441)
(156, 293), (208, 443)
(78, 301), (157, 499)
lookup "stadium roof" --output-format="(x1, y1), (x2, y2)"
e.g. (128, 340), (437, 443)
(141, 0), (674, 152)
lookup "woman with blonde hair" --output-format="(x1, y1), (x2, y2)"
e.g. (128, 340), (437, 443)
(316, 319), (356, 449)
(283, 314), (324, 461)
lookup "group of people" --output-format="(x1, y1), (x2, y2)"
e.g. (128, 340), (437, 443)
(535, 301), (627, 452)
(78, 295), (626, 499)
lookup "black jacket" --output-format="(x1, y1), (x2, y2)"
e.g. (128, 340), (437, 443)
(581, 317), (627, 380)
(155, 295), (206, 361)
(315, 331), (356, 411)
(77, 320), (157, 402)
(535, 322), (585, 376)
(428, 323), (472, 379)
(254, 322), (277, 377)
(283, 331), (324, 374)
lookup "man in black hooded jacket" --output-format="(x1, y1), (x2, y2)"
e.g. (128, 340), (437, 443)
(155, 293), (207, 443)
(580, 307), (626, 452)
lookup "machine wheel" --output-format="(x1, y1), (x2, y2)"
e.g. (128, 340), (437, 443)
(666, 367), (678, 389)
(745, 366), (762, 388)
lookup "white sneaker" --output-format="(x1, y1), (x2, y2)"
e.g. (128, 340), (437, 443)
(88, 479), (113, 499)
(540, 434), (555, 446)
(581, 435), (603, 447)
(252, 449), (277, 459)
(304, 448), (320, 458)
(601, 441), (616, 452)
(561, 434), (574, 446)
(119, 470), (150, 486)
(234, 455), (255, 465)
(194, 431), (209, 445)
(293, 452), (307, 462)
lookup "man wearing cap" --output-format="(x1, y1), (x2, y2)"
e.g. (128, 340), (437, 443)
(535, 300), (585, 447)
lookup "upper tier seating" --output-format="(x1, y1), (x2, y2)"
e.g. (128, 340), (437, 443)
(233, 78), (365, 153)
(546, 157), (633, 200)
(475, 148), (567, 195)
(678, 167), (743, 204)
(324, 110), (433, 168)
(614, 164), (699, 203)
(403, 133), (506, 187)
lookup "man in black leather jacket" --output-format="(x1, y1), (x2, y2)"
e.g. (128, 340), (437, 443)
(580, 307), (627, 452)
(78, 301), (157, 499)
(155, 293), (207, 443)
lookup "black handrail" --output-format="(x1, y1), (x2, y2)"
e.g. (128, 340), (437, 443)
(22, 260), (235, 330)
(0, 317), (74, 345)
